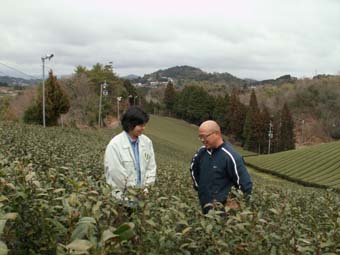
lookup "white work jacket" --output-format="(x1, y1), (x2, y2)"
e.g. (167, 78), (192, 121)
(104, 131), (157, 199)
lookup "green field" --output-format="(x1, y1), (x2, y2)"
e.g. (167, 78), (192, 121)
(1, 116), (340, 254)
(145, 115), (257, 158)
(245, 141), (340, 190)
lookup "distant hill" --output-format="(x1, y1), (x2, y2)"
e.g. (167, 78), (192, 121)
(312, 74), (336, 80)
(133, 65), (248, 89)
(252, 74), (298, 86)
(0, 76), (40, 86)
(132, 65), (303, 90)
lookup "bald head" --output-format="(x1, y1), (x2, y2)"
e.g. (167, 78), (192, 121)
(198, 120), (223, 149)
(199, 120), (221, 134)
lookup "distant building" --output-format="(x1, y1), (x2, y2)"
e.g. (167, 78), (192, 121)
(132, 76), (174, 88)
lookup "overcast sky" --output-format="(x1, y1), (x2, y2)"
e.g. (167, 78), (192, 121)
(1, 0), (339, 80)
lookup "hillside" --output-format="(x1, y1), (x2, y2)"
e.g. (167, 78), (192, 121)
(132, 65), (306, 90)
(146, 115), (257, 157)
(252, 74), (298, 86)
(134, 65), (247, 89)
(136, 67), (340, 146)
(244, 75), (340, 145)
(245, 140), (340, 189)
(0, 75), (40, 86)
(1, 117), (340, 254)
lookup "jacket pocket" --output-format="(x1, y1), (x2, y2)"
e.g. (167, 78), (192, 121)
(123, 160), (135, 173)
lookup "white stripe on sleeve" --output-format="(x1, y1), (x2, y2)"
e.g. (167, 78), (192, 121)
(221, 147), (240, 187)
(190, 153), (199, 187)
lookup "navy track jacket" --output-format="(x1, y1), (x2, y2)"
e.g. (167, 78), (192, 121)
(190, 142), (253, 207)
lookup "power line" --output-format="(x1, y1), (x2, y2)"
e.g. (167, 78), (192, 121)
(0, 61), (40, 80)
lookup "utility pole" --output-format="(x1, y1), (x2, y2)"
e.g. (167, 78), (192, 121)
(41, 54), (54, 127)
(98, 80), (108, 127)
(117, 96), (122, 121)
(128, 95), (133, 106)
(301, 119), (305, 144)
(268, 120), (273, 154)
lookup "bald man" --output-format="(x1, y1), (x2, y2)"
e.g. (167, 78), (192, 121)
(190, 120), (252, 214)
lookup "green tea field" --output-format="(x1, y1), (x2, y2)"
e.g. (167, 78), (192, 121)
(1, 116), (340, 254)
(245, 141), (340, 190)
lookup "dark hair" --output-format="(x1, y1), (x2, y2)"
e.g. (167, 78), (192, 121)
(121, 106), (149, 132)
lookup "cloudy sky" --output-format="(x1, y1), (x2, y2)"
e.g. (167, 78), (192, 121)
(1, 0), (339, 80)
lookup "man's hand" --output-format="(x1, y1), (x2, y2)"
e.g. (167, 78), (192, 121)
(143, 188), (149, 195)
(226, 199), (240, 209)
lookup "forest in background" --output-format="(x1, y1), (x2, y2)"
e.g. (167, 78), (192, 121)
(1, 64), (340, 153)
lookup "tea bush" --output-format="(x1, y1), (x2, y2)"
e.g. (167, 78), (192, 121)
(1, 119), (340, 254)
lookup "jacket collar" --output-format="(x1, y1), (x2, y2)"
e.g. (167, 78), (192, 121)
(205, 141), (225, 154)
(122, 131), (145, 149)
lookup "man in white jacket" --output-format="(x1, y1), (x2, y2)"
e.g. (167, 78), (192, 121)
(104, 106), (156, 201)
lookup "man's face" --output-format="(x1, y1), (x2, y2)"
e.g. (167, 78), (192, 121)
(131, 124), (146, 138)
(198, 129), (216, 149)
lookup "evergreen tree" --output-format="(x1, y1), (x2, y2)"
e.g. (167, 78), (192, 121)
(212, 93), (230, 133)
(229, 89), (247, 141)
(23, 102), (40, 124)
(279, 103), (295, 151)
(173, 87), (189, 119)
(271, 113), (281, 153)
(87, 63), (122, 95)
(163, 81), (176, 115)
(229, 89), (240, 135)
(24, 70), (70, 126)
(86, 63), (125, 119)
(185, 86), (213, 125)
(223, 93), (231, 134)
(243, 90), (262, 152)
(123, 80), (138, 105)
(259, 106), (271, 154)
(74, 65), (87, 74)
(173, 86), (213, 125)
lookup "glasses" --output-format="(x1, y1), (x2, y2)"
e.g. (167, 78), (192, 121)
(198, 132), (215, 140)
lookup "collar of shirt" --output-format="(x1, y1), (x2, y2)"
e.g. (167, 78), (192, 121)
(125, 131), (139, 145)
